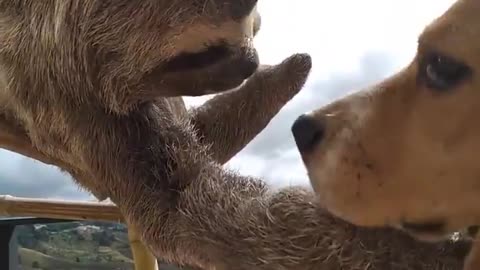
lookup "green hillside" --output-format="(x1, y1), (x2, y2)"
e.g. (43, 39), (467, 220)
(13, 221), (190, 270)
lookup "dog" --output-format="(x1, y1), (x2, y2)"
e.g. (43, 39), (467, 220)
(291, 0), (480, 269)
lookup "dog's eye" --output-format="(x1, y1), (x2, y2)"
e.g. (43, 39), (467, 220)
(420, 53), (471, 91)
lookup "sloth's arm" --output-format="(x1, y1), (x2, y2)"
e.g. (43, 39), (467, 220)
(180, 172), (468, 270)
(121, 146), (468, 270)
(189, 54), (311, 164)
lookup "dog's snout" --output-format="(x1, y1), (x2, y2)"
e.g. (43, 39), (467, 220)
(291, 114), (325, 153)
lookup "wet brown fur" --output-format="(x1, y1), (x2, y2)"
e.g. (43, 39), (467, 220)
(0, 0), (473, 269)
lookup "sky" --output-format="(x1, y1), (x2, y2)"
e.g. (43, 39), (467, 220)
(0, 0), (457, 201)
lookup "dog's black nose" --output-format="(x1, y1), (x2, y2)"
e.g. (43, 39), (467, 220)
(291, 114), (325, 153)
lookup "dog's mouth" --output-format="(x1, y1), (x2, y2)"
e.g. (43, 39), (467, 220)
(396, 220), (451, 242)
(400, 220), (446, 234)
(468, 225), (480, 237)
(398, 219), (480, 243)
(143, 43), (259, 97)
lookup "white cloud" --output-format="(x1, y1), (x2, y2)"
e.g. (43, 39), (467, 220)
(0, 0), (457, 199)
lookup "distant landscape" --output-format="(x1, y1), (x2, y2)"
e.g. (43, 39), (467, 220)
(13, 221), (190, 270)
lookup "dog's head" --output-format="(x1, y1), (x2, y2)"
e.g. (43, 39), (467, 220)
(292, 0), (480, 241)
(0, 0), (261, 113)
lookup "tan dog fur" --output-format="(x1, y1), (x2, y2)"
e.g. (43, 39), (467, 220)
(0, 0), (474, 269)
(293, 0), (480, 269)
